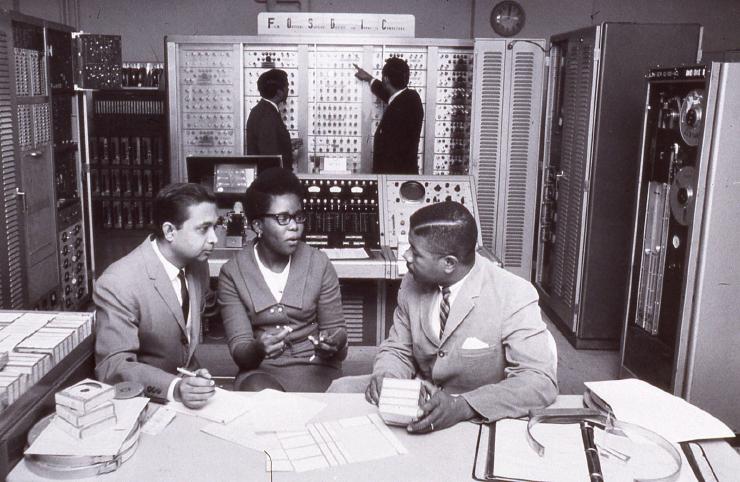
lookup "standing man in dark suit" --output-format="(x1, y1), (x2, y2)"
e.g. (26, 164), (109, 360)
(94, 183), (218, 409)
(354, 57), (424, 174)
(246, 69), (300, 171)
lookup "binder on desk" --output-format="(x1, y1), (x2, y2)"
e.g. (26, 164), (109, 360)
(472, 417), (686, 482)
(472, 419), (595, 482)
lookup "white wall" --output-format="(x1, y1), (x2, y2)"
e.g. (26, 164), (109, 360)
(473, 0), (740, 56)
(11, 0), (740, 61)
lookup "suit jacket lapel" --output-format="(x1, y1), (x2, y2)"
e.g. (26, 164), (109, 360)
(281, 244), (309, 310)
(440, 258), (484, 343)
(141, 238), (188, 337)
(236, 242), (277, 313)
(185, 268), (200, 361)
(417, 287), (440, 346)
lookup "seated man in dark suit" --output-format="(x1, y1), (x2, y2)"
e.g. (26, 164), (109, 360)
(245, 68), (300, 171)
(354, 57), (424, 174)
(329, 201), (558, 433)
(94, 183), (218, 409)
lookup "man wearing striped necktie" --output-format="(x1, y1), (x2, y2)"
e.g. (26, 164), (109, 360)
(329, 201), (558, 434)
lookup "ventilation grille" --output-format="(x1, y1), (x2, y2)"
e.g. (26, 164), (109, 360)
(342, 293), (365, 344)
(1, 31), (23, 308)
(551, 39), (594, 307)
(503, 51), (536, 268)
(475, 51), (504, 251)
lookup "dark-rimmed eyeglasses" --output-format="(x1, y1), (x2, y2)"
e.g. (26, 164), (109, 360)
(262, 211), (307, 226)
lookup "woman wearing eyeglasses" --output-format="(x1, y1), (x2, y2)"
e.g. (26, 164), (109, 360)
(218, 168), (348, 392)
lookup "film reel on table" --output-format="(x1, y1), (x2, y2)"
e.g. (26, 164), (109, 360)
(24, 382), (146, 479)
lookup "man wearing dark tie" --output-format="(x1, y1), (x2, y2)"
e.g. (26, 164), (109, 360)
(94, 183), (218, 409)
(329, 202), (558, 432)
(354, 57), (424, 174)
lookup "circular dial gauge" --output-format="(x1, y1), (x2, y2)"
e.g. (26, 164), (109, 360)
(490, 1), (526, 37)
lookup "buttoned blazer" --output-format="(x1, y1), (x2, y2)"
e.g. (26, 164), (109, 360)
(374, 254), (558, 422)
(245, 99), (293, 169)
(371, 80), (424, 174)
(218, 240), (344, 367)
(94, 237), (210, 399)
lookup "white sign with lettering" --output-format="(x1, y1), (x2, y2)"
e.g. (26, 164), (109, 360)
(258, 13), (415, 37)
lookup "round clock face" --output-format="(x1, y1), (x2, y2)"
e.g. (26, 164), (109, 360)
(490, 1), (526, 37)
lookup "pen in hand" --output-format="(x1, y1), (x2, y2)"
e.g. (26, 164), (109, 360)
(177, 367), (213, 380)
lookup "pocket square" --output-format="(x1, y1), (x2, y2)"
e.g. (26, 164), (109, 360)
(461, 337), (489, 349)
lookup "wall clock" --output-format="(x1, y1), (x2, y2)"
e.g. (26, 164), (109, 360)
(490, 1), (526, 37)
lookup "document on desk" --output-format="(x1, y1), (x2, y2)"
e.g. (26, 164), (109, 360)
(474, 419), (589, 482)
(25, 397), (149, 456)
(584, 379), (734, 443)
(163, 387), (253, 424)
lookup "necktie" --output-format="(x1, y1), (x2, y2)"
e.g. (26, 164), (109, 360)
(439, 286), (451, 340)
(178, 269), (189, 322)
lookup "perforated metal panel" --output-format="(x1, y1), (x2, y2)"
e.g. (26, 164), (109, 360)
(471, 39), (545, 280)
(500, 42), (546, 278)
(471, 41), (504, 257)
(0, 30), (24, 308)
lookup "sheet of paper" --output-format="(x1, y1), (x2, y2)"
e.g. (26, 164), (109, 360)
(25, 397), (149, 456)
(202, 389), (326, 443)
(142, 406), (177, 435)
(162, 387), (253, 424)
(585, 379), (734, 443)
(207, 412), (406, 473)
(492, 419), (589, 482)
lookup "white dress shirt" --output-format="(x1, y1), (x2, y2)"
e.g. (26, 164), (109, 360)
(262, 97), (280, 113)
(151, 239), (191, 401)
(429, 268), (473, 339)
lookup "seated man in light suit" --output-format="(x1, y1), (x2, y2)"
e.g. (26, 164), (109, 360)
(94, 183), (218, 409)
(329, 201), (557, 432)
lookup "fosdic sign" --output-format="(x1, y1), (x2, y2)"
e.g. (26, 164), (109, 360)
(257, 13), (415, 37)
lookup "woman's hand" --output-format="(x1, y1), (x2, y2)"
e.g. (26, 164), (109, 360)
(256, 326), (292, 359)
(310, 328), (348, 360)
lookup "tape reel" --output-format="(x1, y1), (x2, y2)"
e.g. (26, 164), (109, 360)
(670, 166), (696, 226)
(679, 89), (705, 146)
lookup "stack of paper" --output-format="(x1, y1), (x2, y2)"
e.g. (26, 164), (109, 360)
(584, 379), (734, 443)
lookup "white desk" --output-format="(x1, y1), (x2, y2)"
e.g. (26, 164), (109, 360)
(8, 394), (739, 481)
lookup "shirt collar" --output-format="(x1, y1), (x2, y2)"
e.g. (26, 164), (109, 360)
(388, 87), (407, 106)
(151, 238), (181, 282)
(440, 266), (472, 300)
(262, 98), (280, 113)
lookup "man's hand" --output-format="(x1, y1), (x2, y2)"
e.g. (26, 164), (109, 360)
(312, 328), (348, 360)
(257, 326), (292, 359)
(407, 391), (476, 434)
(353, 64), (373, 82)
(175, 368), (215, 409)
(365, 373), (387, 405)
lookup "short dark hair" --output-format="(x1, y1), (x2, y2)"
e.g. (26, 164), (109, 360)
(382, 57), (410, 90)
(153, 183), (216, 239)
(244, 168), (304, 222)
(257, 69), (288, 99)
(410, 201), (477, 264)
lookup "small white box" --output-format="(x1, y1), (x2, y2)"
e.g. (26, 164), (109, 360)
(55, 379), (115, 414)
(378, 378), (423, 426)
